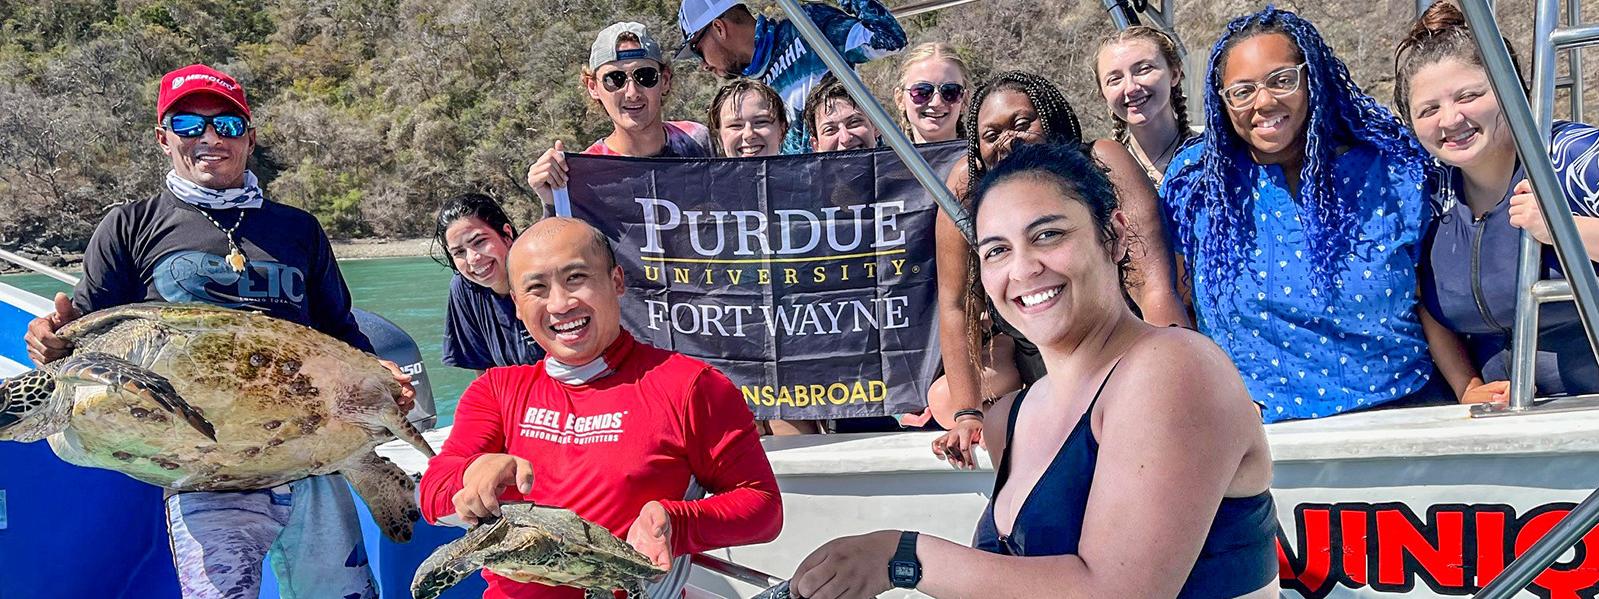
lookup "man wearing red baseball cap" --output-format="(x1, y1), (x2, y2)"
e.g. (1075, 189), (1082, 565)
(25, 64), (417, 599)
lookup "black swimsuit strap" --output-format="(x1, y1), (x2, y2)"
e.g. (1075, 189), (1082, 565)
(993, 357), (1126, 495)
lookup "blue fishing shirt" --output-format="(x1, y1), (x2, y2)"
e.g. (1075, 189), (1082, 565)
(745, 0), (906, 154)
(1162, 142), (1434, 422)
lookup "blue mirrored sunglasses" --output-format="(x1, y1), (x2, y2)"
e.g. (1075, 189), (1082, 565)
(163, 113), (251, 138)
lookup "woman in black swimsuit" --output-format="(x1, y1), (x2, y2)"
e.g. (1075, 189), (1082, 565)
(790, 143), (1278, 598)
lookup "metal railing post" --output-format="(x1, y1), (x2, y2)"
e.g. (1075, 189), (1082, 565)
(1505, 0), (1561, 412)
(774, 0), (973, 242)
(1103, 0), (1134, 29)
(1458, 0), (1599, 594)
(1477, 491), (1599, 598)
(889, 0), (981, 18)
(1570, 0), (1586, 121)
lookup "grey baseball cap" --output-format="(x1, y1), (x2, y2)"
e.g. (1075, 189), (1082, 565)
(589, 22), (665, 71)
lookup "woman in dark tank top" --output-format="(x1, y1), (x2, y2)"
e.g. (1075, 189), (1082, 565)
(790, 143), (1279, 598)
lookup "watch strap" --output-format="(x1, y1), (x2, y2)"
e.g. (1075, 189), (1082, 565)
(889, 530), (921, 588)
(895, 530), (920, 557)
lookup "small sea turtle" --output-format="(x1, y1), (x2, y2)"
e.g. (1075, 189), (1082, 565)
(0, 302), (435, 542)
(412, 504), (667, 599)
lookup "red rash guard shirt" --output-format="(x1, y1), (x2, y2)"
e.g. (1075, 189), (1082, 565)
(419, 331), (782, 598)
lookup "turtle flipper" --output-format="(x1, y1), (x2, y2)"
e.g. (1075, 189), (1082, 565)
(0, 370), (71, 442)
(621, 580), (649, 598)
(343, 451), (422, 543)
(341, 377), (435, 458)
(412, 518), (511, 599)
(54, 352), (217, 441)
(379, 403), (436, 459)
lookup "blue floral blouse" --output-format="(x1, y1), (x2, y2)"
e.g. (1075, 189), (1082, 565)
(1162, 142), (1435, 422)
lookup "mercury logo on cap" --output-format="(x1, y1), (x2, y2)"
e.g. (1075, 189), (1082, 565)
(157, 64), (252, 120)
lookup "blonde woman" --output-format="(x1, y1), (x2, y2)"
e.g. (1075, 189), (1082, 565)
(1093, 26), (1191, 185)
(895, 42), (970, 143)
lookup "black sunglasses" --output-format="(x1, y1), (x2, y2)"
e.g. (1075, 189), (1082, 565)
(906, 82), (965, 106)
(163, 113), (250, 138)
(683, 27), (708, 62)
(600, 67), (662, 92)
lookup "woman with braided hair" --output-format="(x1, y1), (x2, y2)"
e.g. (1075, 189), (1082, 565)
(1161, 6), (1447, 423)
(928, 70), (1188, 469)
(1094, 26), (1194, 185)
(1396, 1), (1599, 402)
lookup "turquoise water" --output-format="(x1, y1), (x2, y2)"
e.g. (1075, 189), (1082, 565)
(0, 256), (474, 425)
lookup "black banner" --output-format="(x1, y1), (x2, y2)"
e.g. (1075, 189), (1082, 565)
(564, 142), (963, 420)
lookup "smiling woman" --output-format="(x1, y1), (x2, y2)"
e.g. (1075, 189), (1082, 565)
(1160, 6), (1445, 423)
(434, 193), (545, 373)
(788, 143), (1277, 599)
(708, 78), (789, 158)
(1395, 1), (1599, 401)
(1093, 26), (1191, 185)
(927, 71), (1189, 468)
(894, 42), (969, 144)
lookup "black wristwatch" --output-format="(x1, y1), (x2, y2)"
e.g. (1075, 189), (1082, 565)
(888, 530), (922, 589)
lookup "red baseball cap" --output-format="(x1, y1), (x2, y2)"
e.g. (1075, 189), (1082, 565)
(156, 64), (252, 121)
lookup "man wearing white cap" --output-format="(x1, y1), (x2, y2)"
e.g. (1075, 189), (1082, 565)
(674, 0), (905, 154)
(526, 22), (712, 206)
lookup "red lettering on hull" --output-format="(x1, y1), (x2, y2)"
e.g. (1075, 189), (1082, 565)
(1279, 502), (1599, 598)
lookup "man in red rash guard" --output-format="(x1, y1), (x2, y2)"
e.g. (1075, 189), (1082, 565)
(419, 217), (782, 598)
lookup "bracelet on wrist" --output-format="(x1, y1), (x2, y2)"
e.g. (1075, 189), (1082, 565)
(953, 408), (985, 422)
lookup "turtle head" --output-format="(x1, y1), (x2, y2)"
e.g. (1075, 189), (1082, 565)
(0, 370), (69, 442)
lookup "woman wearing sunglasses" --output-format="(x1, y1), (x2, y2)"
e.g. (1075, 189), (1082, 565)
(894, 43), (969, 144)
(1394, 2), (1599, 404)
(1161, 6), (1444, 423)
(526, 22), (713, 206)
(1094, 26), (1192, 186)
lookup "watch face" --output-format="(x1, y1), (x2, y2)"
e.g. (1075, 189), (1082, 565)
(892, 563), (917, 579)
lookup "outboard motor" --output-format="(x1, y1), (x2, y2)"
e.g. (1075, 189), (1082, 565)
(353, 308), (437, 431)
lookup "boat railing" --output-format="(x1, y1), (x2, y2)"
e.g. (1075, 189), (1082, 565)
(1462, 0), (1599, 418)
(692, 554), (785, 590)
(0, 248), (80, 286)
(1452, 0), (1599, 595)
(890, 0), (980, 18)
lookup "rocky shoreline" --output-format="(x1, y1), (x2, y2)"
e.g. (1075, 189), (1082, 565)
(0, 238), (435, 276)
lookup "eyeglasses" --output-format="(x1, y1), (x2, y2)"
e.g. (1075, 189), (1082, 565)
(163, 113), (250, 138)
(600, 67), (662, 92)
(1219, 62), (1308, 110)
(906, 82), (965, 105)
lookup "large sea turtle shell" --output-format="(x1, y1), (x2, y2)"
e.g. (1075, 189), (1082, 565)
(412, 504), (667, 599)
(0, 302), (435, 542)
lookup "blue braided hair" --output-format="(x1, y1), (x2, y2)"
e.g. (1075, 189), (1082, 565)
(1174, 6), (1429, 298)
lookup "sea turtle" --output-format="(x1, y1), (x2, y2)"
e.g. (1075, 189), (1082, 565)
(411, 504), (668, 599)
(0, 302), (435, 542)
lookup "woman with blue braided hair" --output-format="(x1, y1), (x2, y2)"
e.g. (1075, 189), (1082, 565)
(1161, 6), (1450, 422)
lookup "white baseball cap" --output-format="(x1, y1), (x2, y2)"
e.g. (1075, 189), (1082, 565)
(590, 22), (665, 70)
(674, 0), (742, 60)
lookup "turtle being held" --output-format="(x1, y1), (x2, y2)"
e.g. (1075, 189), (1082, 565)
(412, 504), (668, 599)
(0, 302), (435, 542)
